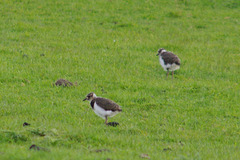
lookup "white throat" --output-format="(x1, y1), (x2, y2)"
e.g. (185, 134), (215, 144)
(92, 93), (97, 98)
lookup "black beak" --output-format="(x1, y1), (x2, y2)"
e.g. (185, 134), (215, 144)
(83, 98), (87, 101)
(156, 53), (159, 56)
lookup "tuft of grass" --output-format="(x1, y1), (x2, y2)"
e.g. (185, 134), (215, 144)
(0, 131), (28, 143)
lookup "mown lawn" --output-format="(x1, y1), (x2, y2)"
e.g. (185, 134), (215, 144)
(0, 0), (239, 159)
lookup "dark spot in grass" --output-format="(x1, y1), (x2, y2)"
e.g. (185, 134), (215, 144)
(23, 122), (30, 127)
(179, 141), (184, 146)
(106, 158), (112, 160)
(29, 144), (49, 152)
(140, 153), (150, 159)
(117, 23), (133, 28)
(54, 79), (74, 87)
(40, 53), (45, 56)
(163, 147), (172, 151)
(22, 54), (28, 58)
(232, 116), (238, 119)
(196, 25), (206, 29)
(113, 21), (118, 24)
(161, 90), (166, 93)
(29, 144), (40, 150)
(91, 149), (110, 153)
(107, 122), (119, 127)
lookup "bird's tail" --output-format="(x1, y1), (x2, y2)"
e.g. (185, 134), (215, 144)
(176, 62), (180, 65)
(118, 108), (122, 112)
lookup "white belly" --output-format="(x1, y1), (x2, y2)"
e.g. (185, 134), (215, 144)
(93, 102), (119, 119)
(159, 56), (180, 71)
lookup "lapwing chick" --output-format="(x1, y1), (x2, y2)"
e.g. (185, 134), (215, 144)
(83, 92), (122, 126)
(156, 48), (181, 79)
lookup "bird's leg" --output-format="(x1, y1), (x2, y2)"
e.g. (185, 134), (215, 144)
(105, 116), (108, 125)
(166, 69), (169, 79)
(172, 71), (174, 79)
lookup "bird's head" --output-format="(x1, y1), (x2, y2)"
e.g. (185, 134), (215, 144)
(156, 48), (166, 56)
(83, 92), (97, 101)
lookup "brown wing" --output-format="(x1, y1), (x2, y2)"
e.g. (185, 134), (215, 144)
(95, 98), (122, 112)
(161, 52), (180, 65)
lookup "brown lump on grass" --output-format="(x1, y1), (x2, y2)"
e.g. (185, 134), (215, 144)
(54, 79), (75, 87)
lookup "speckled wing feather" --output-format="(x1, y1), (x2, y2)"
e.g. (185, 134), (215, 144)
(94, 98), (122, 112)
(161, 52), (180, 65)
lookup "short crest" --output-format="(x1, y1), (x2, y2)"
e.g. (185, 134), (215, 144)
(158, 48), (166, 54)
(87, 92), (94, 98)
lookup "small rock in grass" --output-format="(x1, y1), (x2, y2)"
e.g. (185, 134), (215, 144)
(140, 154), (150, 159)
(54, 79), (73, 87)
(107, 122), (119, 127)
(23, 122), (30, 127)
(29, 144), (40, 150)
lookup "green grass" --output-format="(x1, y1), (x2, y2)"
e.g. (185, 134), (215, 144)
(0, 0), (240, 159)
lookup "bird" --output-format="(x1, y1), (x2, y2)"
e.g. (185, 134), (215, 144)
(156, 48), (181, 79)
(83, 92), (122, 126)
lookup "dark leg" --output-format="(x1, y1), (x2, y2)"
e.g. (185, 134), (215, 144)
(172, 71), (174, 79)
(166, 70), (169, 79)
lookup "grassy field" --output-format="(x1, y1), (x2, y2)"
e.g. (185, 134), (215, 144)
(0, 0), (239, 159)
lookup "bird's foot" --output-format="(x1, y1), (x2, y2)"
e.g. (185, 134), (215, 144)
(107, 122), (119, 127)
